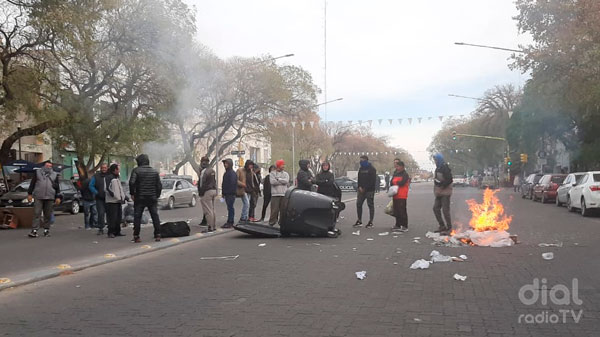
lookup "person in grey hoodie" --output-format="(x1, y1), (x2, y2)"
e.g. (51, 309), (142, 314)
(27, 161), (61, 237)
(105, 164), (127, 238)
(269, 159), (289, 226)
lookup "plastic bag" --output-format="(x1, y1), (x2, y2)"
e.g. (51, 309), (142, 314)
(387, 185), (398, 197)
(384, 200), (394, 216)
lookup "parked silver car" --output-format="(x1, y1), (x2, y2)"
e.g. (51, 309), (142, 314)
(555, 172), (585, 207)
(158, 179), (197, 209)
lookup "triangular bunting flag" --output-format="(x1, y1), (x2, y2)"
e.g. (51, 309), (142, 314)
(282, 121), (287, 127)
(301, 121), (305, 130)
(398, 119), (402, 125)
(309, 121), (315, 128)
(291, 121), (296, 128)
(460, 115), (465, 119)
(438, 116), (444, 122)
(358, 120), (363, 125)
(367, 120), (373, 127)
(348, 120), (353, 125)
(273, 122), (278, 127)
(378, 119), (382, 125)
(388, 119), (393, 125)
(418, 117), (422, 124)
(408, 118), (412, 125)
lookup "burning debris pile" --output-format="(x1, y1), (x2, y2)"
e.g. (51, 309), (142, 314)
(427, 189), (516, 247)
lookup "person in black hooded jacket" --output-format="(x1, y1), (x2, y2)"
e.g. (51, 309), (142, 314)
(296, 159), (313, 191)
(316, 162), (336, 197)
(129, 154), (162, 243)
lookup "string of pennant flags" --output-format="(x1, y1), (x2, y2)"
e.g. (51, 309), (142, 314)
(272, 115), (466, 130)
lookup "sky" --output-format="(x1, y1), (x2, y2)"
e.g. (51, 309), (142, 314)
(185, 0), (531, 171)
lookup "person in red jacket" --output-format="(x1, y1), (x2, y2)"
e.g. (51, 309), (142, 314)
(390, 159), (410, 232)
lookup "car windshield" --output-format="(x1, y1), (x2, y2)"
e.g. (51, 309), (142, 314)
(12, 181), (30, 192)
(161, 180), (175, 189)
(551, 176), (565, 184)
(533, 175), (543, 183)
(594, 174), (600, 182)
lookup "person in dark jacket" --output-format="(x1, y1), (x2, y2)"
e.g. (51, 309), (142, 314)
(391, 159), (410, 232)
(221, 158), (238, 228)
(129, 154), (162, 243)
(296, 159), (313, 191)
(316, 162), (336, 197)
(259, 165), (275, 222)
(89, 163), (109, 235)
(432, 153), (453, 234)
(27, 161), (61, 237)
(245, 161), (260, 222)
(354, 155), (377, 228)
(198, 156), (217, 232)
(78, 176), (97, 230)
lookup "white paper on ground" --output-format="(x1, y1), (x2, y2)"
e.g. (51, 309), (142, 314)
(367, 238), (374, 241)
(453, 273), (467, 281)
(258, 243), (266, 247)
(410, 259), (431, 269)
(412, 240), (421, 244)
(538, 242), (563, 247)
(542, 252), (554, 260)
(378, 232), (390, 236)
(459, 254), (468, 260)
(352, 230), (360, 236)
(355, 271), (367, 280)
(430, 250), (453, 263)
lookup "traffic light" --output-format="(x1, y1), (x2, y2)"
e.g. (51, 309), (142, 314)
(520, 153), (528, 163)
(452, 131), (457, 140)
(504, 157), (512, 166)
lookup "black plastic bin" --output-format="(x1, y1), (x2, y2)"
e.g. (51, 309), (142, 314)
(234, 187), (344, 238)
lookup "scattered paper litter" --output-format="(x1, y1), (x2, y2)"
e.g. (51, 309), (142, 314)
(413, 237), (421, 240)
(352, 230), (360, 236)
(453, 273), (467, 281)
(542, 252), (554, 260)
(430, 250), (453, 263)
(378, 232), (390, 236)
(355, 271), (367, 280)
(410, 259), (431, 269)
(393, 236), (398, 238)
(413, 318), (422, 322)
(352, 248), (357, 251)
(393, 262), (399, 265)
(366, 238), (374, 241)
(412, 240), (421, 244)
(538, 242), (563, 247)
(459, 254), (468, 260)
(451, 257), (465, 262)
(92, 241), (98, 244)
(258, 243), (266, 247)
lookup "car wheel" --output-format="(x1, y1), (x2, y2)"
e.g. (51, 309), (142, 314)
(567, 196), (575, 212)
(70, 200), (80, 215)
(581, 198), (590, 217)
(189, 195), (197, 207)
(167, 197), (175, 210)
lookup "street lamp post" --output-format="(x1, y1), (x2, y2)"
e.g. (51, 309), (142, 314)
(291, 97), (343, 179)
(16, 121), (22, 160)
(454, 42), (525, 53)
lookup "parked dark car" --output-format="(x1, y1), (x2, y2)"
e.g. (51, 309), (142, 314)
(556, 172), (585, 207)
(0, 179), (82, 214)
(334, 176), (358, 192)
(532, 174), (567, 203)
(521, 173), (544, 199)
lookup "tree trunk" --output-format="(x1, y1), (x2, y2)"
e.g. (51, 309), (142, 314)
(0, 120), (60, 164)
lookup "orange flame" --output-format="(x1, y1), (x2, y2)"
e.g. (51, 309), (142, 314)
(465, 188), (512, 232)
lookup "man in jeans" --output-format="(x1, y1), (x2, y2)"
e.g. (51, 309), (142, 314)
(129, 154), (162, 243)
(78, 176), (97, 230)
(27, 161), (61, 238)
(221, 159), (237, 228)
(89, 163), (109, 235)
(432, 153), (453, 234)
(236, 160), (251, 223)
(269, 160), (289, 227)
(354, 155), (377, 228)
(198, 156), (217, 232)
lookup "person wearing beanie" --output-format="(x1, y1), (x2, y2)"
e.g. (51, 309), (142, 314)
(354, 155), (377, 228)
(129, 154), (162, 243)
(269, 159), (289, 226)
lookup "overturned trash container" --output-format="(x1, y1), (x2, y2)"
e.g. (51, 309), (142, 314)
(234, 187), (344, 238)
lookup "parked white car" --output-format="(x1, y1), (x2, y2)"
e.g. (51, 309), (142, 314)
(556, 172), (585, 207)
(567, 171), (600, 216)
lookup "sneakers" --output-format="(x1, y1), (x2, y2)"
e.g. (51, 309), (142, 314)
(108, 233), (116, 238)
(131, 236), (141, 243)
(353, 220), (363, 228)
(249, 217), (258, 222)
(43, 229), (50, 237)
(365, 222), (374, 229)
(154, 235), (161, 242)
(399, 226), (408, 232)
(221, 222), (233, 229)
(201, 228), (215, 233)
(28, 230), (38, 238)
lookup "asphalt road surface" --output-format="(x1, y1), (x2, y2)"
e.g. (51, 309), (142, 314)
(0, 182), (599, 336)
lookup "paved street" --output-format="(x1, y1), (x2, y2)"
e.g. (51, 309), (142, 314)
(0, 183), (599, 336)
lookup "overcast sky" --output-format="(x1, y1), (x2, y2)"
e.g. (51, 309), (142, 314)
(185, 0), (531, 171)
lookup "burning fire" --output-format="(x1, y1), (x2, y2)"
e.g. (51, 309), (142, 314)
(465, 188), (512, 232)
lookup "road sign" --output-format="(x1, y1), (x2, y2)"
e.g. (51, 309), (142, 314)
(230, 150), (246, 156)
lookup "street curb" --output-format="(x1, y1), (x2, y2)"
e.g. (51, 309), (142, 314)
(0, 229), (233, 292)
